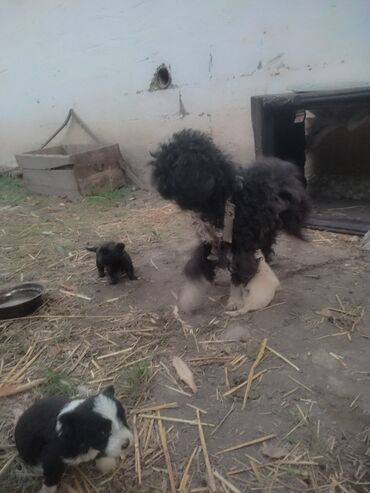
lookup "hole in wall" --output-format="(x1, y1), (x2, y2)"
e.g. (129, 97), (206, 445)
(150, 64), (172, 90)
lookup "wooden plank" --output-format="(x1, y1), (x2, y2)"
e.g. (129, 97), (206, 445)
(23, 169), (79, 198)
(30, 145), (66, 155)
(65, 144), (102, 154)
(16, 153), (71, 170)
(23, 182), (80, 199)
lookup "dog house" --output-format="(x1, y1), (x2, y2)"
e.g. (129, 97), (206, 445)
(251, 87), (370, 235)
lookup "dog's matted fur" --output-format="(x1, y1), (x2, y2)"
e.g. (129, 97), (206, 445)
(150, 129), (310, 311)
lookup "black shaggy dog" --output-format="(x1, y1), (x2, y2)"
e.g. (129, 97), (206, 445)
(150, 129), (310, 312)
(86, 242), (136, 284)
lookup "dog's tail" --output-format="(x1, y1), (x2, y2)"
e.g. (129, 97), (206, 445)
(86, 246), (98, 252)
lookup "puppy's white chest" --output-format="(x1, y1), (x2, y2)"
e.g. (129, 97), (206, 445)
(63, 448), (99, 465)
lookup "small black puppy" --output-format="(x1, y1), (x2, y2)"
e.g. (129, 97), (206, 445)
(86, 241), (136, 284)
(15, 386), (133, 493)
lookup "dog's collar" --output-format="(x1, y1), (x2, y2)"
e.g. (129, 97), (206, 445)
(191, 199), (235, 245)
(222, 173), (242, 243)
(222, 199), (235, 244)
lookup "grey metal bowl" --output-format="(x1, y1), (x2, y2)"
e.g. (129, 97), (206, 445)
(0, 282), (46, 320)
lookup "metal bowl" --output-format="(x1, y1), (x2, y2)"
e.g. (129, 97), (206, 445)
(0, 282), (46, 320)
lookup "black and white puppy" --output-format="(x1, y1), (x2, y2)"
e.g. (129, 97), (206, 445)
(86, 241), (136, 284)
(15, 386), (133, 493)
(149, 129), (310, 312)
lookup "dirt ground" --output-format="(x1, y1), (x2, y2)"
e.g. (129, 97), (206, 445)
(0, 180), (370, 493)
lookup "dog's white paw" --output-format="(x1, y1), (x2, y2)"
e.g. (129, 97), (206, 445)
(226, 300), (242, 311)
(96, 456), (117, 474)
(225, 309), (243, 317)
(226, 284), (243, 311)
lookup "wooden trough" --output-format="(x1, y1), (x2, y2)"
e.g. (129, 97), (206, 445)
(15, 143), (128, 199)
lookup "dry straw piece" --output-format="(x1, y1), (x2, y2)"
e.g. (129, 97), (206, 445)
(196, 409), (217, 492)
(266, 345), (301, 372)
(179, 446), (198, 492)
(216, 434), (276, 455)
(158, 412), (177, 493)
(242, 338), (267, 409)
(214, 470), (241, 493)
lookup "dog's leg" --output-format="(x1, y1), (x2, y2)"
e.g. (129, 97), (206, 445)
(230, 251), (259, 286)
(226, 286), (251, 316)
(40, 455), (64, 493)
(184, 242), (217, 283)
(179, 243), (216, 312)
(280, 203), (309, 241)
(260, 244), (275, 264)
(226, 251), (258, 313)
(226, 283), (244, 310)
(96, 456), (117, 474)
(260, 230), (277, 264)
(106, 265), (119, 284)
(96, 255), (105, 278)
(125, 258), (137, 280)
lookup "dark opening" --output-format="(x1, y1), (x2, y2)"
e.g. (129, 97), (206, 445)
(251, 87), (370, 235)
(157, 67), (171, 88)
(150, 64), (172, 90)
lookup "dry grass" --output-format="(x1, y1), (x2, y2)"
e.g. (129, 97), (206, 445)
(0, 185), (182, 492)
(0, 180), (369, 492)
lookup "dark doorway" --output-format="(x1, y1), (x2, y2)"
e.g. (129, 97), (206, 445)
(251, 87), (370, 235)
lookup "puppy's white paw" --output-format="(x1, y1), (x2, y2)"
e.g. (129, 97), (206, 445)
(96, 456), (117, 474)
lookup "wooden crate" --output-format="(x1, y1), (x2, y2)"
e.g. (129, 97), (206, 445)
(15, 144), (127, 199)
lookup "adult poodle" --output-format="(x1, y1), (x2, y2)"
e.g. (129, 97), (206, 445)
(149, 129), (310, 312)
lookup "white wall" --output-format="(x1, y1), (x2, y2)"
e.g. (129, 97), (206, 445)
(1, 0), (370, 182)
